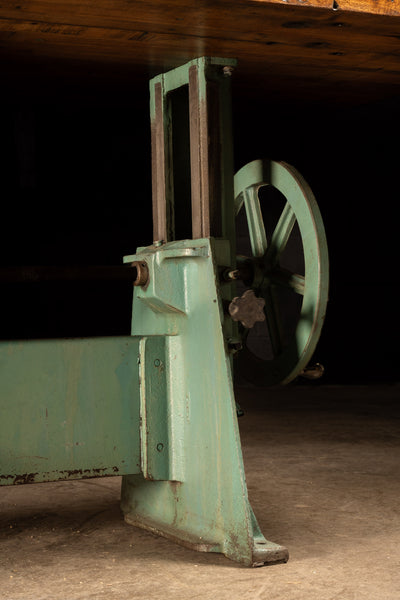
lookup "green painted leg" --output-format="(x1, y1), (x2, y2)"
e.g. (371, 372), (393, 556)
(121, 238), (288, 566)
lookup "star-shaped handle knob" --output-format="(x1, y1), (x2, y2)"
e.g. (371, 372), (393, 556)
(228, 289), (266, 329)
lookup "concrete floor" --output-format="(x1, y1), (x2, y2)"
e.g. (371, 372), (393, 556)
(1, 384), (399, 599)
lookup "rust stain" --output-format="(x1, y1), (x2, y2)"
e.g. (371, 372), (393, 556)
(0, 473), (39, 485)
(1, 466), (121, 485)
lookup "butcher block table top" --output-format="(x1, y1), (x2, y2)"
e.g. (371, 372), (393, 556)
(0, 1), (399, 105)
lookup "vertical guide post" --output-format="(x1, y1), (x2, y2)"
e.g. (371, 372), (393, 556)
(150, 80), (170, 243)
(150, 57), (237, 247)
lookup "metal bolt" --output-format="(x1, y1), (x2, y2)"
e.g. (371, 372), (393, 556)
(227, 338), (243, 354)
(221, 262), (254, 285)
(156, 443), (164, 452)
(154, 359), (161, 367)
(131, 260), (149, 287)
(300, 363), (325, 380)
(227, 269), (240, 280)
(223, 66), (234, 77)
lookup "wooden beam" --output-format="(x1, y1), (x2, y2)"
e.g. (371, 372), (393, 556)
(251, 0), (400, 18)
(0, 1), (399, 106)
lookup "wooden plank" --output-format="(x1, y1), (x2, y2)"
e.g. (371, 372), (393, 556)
(0, 1), (399, 105)
(0, 15), (398, 70)
(0, 2), (398, 55)
(332, 0), (400, 17)
(251, 0), (400, 17)
(0, 0), (398, 31)
(0, 16), (398, 79)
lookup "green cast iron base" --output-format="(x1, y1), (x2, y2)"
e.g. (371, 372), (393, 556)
(123, 480), (288, 567)
(121, 238), (288, 567)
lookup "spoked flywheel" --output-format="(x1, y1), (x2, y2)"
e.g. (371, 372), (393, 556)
(231, 159), (329, 386)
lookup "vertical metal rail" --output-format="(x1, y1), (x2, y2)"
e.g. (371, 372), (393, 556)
(149, 57), (237, 246)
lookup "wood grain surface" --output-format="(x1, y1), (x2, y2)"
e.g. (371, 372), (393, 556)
(0, 1), (399, 105)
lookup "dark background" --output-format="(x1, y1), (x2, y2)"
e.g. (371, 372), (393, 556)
(0, 79), (398, 385)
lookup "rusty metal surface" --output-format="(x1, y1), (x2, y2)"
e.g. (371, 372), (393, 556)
(151, 81), (169, 244)
(188, 63), (210, 239)
(131, 260), (149, 287)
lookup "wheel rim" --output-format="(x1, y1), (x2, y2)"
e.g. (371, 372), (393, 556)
(234, 159), (329, 386)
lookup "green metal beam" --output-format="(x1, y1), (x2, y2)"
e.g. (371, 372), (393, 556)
(0, 337), (141, 485)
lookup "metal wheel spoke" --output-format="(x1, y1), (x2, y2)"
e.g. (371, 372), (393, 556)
(270, 268), (305, 296)
(234, 159), (329, 386)
(261, 285), (284, 357)
(266, 201), (296, 266)
(243, 187), (268, 257)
